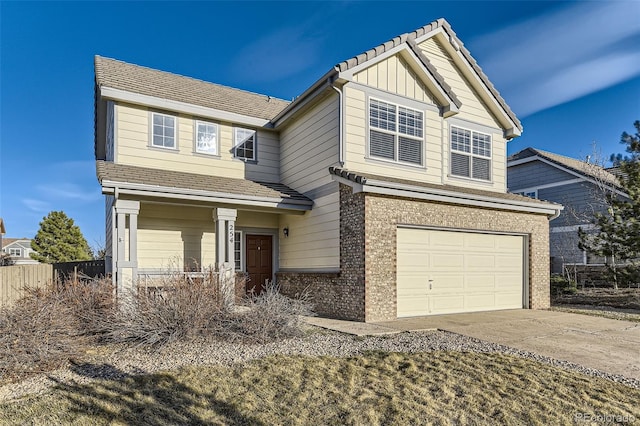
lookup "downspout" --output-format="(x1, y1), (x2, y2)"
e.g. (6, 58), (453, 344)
(330, 80), (344, 167)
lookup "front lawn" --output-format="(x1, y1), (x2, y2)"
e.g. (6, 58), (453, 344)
(2, 351), (638, 425)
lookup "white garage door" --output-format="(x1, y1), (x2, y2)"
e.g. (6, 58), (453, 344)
(397, 228), (524, 317)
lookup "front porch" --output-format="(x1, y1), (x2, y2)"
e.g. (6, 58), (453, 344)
(107, 199), (297, 296)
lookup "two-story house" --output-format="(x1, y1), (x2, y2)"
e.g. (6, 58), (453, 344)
(94, 18), (561, 322)
(507, 147), (626, 274)
(1, 238), (39, 265)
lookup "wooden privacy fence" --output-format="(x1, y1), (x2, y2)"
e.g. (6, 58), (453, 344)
(0, 264), (53, 306)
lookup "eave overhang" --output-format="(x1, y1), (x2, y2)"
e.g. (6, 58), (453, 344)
(99, 86), (273, 129)
(101, 180), (313, 213)
(329, 168), (561, 217)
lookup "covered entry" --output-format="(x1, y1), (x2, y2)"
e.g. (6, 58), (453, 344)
(397, 227), (526, 317)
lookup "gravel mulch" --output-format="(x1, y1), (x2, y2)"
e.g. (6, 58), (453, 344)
(2, 324), (639, 403)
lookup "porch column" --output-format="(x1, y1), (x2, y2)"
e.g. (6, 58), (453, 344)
(213, 208), (237, 271)
(114, 199), (140, 294)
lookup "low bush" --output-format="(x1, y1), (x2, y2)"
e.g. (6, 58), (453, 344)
(550, 274), (577, 296)
(0, 271), (313, 383)
(0, 278), (114, 383)
(98, 270), (234, 347)
(224, 282), (313, 343)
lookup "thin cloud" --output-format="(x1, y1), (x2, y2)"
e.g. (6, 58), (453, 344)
(229, 25), (326, 83)
(470, 2), (640, 117)
(22, 198), (51, 214)
(36, 183), (101, 202)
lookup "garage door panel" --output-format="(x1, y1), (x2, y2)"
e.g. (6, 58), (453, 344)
(466, 254), (495, 269)
(465, 275), (496, 290)
(397, 228), (524, 317)
(465, 293), (496, 309)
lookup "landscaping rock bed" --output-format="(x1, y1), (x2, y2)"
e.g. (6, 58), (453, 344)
(2, 325), (639, 402)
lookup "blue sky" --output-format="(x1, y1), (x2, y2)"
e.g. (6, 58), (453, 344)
(1, 1), (639, 250)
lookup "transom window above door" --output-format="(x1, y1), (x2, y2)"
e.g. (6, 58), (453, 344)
(369, 98), (424, 166)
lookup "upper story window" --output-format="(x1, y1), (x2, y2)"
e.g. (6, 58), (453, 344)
(369, 99), (423, 166)
(8, 248), (21, 257)
(234, 128), (256, 161)
(195, 120), (218, 155)
(151, 112), (176, 149)
(450, 126), (491, 181)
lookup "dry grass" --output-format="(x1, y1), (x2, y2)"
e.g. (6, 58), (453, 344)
(1, 351), (638, 425)
(552, 287), (640, 309)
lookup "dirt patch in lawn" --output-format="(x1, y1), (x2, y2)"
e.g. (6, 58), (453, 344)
(2, 351), (638, 425)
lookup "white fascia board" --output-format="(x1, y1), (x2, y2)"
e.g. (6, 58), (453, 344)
(100, 87), (271, 129)
(415, 29), (521, 136)
(101, 181), (312, 212)
(332, 174), (561, 216)
(507, 155), (540, 167)
(337, 44), (458, 114)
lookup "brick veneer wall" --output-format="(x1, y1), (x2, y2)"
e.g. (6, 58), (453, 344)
(278, 184), (366, 321)
(279, 183), (551, 322)
(364, 194), (551, 321)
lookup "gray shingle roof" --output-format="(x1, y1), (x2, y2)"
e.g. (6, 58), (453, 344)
(334, 18), (521, 132)
(509, 147), (620, 187)
(96, 161), (311, 205)
(95, 56), (290, 120)
(329, 167), (559, 207)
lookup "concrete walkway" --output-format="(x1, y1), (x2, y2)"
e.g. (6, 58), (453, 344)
(306, 309), (640, 380)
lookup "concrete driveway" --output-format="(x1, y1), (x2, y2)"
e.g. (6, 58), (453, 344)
(375, 309), (640, 380)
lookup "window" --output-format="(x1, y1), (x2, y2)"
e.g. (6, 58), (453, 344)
(151, 112), (176, 149)
(234, 231), (242, 271)
(8, 248), (21, 257)
(234, 128), (256, 161)
(369, 99), (423, 165)
(515, 190), (537, 199)
(195, 121), (218, 155)
(450, 126), (491, 181)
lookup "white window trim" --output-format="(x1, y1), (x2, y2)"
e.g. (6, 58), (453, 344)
(367, 97), (425, 167)
(449, 125), (492, 182)
(8, 248), (21, 257)
(234, 230), (243, 272)
(149, 111), (178, 150)
(194, 119), (219, 156)
(233, 127), (257, 161)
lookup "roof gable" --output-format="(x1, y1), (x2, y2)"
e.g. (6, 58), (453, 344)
(508, 147), (620, 188)
(332, 18), (521, 137)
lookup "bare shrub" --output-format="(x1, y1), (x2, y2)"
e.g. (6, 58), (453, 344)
(99, 269), (235, 347)
(0, 278), (115, 383)
(224, 282), (313, 343)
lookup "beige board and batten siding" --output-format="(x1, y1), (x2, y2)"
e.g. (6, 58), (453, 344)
(343, 83), (443, 184)
(135, 204), (278, 271)
(278, 92), (341, 270)
(417, 37), (508, 192)
(396, 228), (524, 317)
(115, 102), (280, 183)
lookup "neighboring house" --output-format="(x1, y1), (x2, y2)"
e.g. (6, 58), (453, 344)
(507, 147), (627, 274)
(94, 18), (560, 322)
(1, 238), (40, 265)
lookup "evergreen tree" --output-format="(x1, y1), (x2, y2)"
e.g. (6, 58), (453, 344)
(31, 211), (92, 263)
(579, 121), (640, 288)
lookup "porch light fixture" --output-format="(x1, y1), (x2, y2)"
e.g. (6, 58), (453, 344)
(283, 227), (289, 238)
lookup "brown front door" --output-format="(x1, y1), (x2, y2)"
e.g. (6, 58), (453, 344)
(245, 234), (273, 295)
